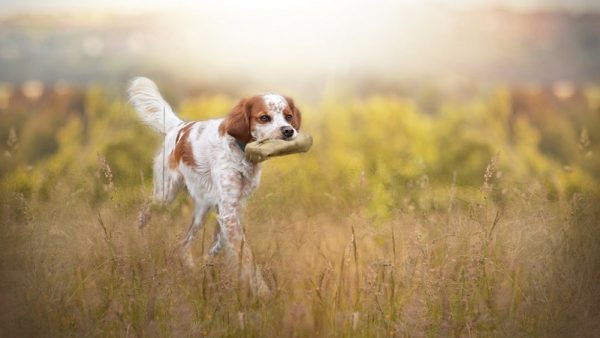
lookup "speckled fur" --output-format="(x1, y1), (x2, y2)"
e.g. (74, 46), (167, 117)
(128, 77), (301, 296)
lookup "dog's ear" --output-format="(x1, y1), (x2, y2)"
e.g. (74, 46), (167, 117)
(285, 96), (302, 131)
(220, 98), (253, 144)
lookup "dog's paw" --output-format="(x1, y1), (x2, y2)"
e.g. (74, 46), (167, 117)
(137, 203), (151, 229)
(252, 271), (272, 298)
(255, 281), (271, 298)
(181, 248), (196, 269)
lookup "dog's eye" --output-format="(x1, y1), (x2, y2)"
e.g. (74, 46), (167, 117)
(260, 115), (271, 122)
(285, 114), (293, 121)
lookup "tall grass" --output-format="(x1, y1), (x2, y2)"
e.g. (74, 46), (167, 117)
(1, 88), (600, 336)
(1, 157), (599, 336)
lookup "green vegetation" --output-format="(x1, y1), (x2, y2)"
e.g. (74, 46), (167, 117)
(1, 84), (599, 336)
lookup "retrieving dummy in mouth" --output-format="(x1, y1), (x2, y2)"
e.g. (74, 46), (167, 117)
(244, 133), (313, 163)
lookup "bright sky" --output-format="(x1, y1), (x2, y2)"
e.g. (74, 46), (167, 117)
(0, 0), (596, 88)
(0, 0), (598, 14)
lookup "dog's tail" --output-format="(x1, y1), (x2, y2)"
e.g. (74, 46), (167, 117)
(127, 77), (183, 134)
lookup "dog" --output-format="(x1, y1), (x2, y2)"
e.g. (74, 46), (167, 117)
(127, 77), (301, 294)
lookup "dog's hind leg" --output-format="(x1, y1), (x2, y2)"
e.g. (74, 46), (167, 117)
(152, 148), (183, 204)
(138, 148), (183, 228)
(181, 200), (212, 268)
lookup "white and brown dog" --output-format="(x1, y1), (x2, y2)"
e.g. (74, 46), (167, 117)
(128, 77), (301, 294)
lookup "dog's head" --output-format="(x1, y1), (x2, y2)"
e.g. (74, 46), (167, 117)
(219, 94), (301, 144)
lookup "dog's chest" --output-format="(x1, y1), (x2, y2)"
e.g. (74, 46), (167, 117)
(185, 149), (260, 202)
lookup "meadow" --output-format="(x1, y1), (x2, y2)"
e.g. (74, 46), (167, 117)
(1, 83), (600, 337)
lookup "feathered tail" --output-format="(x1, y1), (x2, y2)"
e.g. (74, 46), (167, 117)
(127, 77), (183, 134)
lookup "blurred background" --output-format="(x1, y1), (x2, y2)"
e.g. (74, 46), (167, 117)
(1, 0), (599, 336)
(1, 0), (599, 92)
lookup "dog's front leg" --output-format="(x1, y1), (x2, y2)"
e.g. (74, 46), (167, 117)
(216, 172), (269, 296)
(208, 223), (224, 256)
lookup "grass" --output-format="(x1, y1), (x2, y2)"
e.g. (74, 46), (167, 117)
(1, 162), (599, 337)
(1, 88), (600, 336)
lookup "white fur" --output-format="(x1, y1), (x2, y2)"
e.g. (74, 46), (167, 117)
(127, 77), (183, 134)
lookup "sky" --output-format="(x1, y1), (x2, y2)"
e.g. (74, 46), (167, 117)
(0, 0), (599, 14)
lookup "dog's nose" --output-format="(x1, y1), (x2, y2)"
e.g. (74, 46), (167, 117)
(281, 126), (294, 139)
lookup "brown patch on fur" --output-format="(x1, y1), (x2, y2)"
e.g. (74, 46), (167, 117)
(219, 96), (267, 144)
(284, 96), (302, 131)
(170, 122), (196, 169)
